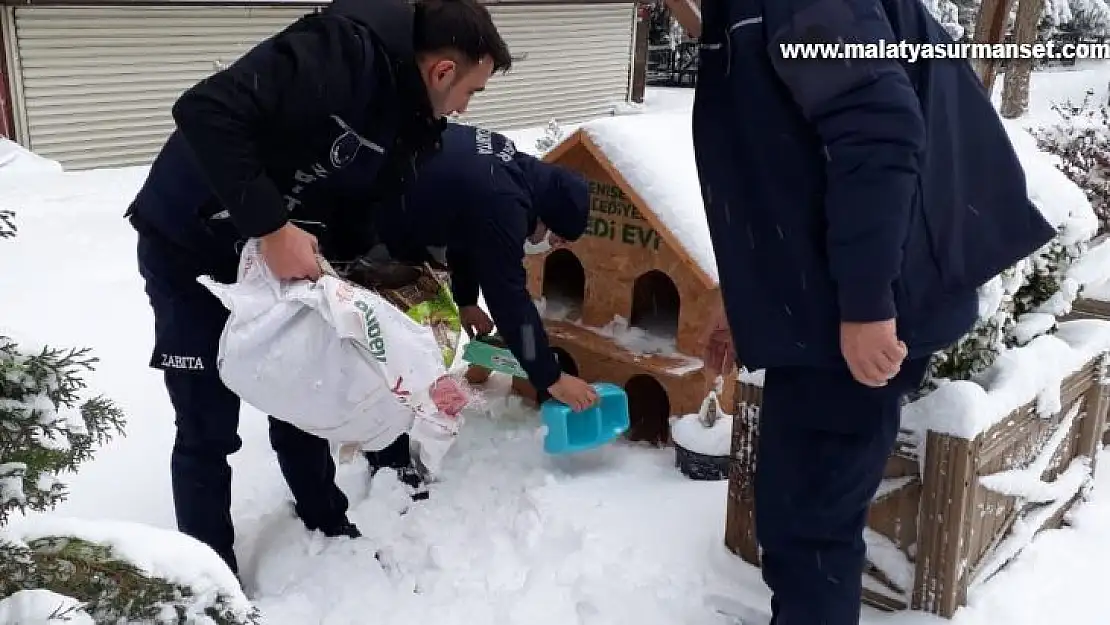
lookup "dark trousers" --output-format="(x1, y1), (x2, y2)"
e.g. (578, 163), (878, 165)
(136, 229), (349, 574)
(756, 357), (929, 625)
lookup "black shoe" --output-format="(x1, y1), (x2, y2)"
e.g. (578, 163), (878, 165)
(396, 465), (430, 502)
(313, 518), (362, 539)
(295, 507), (362, 539)
(364, 434), (429, 502)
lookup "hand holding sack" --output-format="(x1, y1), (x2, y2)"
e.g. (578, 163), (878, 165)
(197, 239), (475, 477)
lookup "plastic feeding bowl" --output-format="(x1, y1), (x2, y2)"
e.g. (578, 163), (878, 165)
(541, 382), (630, 454)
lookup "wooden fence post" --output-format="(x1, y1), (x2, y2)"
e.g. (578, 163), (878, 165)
(911, 432), (979, 617)
(724, 381), (762, 564)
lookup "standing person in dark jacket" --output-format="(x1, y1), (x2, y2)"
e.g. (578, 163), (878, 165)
(376, 122), (600, 413)
(124, 0), (511, 577)
(679, 0), (1057, 623)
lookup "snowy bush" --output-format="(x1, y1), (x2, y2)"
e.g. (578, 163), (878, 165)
(534, 119), (566, 155)
(1041, 0), (1110, 39)
(922, 0), (967, 40)
(924, 268), (1024, 387)
(0, 338), (125, 524)
(921, 121), (1099, 386)
(941, 0), (1110, 44)
(1032, 91), (1110, 234)
(0, 212), (259, 625)
(0, 534), (258, 625)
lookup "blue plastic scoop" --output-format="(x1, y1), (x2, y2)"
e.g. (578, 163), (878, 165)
(541, 382), (630, 454)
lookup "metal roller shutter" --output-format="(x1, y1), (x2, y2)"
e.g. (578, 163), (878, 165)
(458, 3), (635, 131)
(6, 2), (633, 170)
(7, 5), (311, 169)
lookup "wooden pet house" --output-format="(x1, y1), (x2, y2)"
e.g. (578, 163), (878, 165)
(511, 113), (736, 444)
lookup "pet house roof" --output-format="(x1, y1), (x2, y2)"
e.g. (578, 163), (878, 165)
(544, 112), (719, 288)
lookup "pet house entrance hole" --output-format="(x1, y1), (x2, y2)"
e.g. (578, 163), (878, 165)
(624, 374), (671, 444)
(542, 249), (586, 320)
(551, 346), (579, 377)
(630, 270), (680, 339)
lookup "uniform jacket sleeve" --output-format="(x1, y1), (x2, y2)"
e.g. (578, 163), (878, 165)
(469, 191), (563, 392)
(171, 14), (376, 239)
(446, 245), (481, 308)
(763, 0), (926, 322)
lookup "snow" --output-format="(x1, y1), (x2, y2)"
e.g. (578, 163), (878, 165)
(536, 298), (704, 375)
(0, 463), (27, 509)
(1012, 312), (1057, 345)
(0, 588), (94, 625)
(862, 528), (914, 595)
(0, 138), (62, 179)
(903, 319), (1110, 439)
(670, 384), (732, 456)
(737, 368), (765, 387)
(670, 413), (732, 457)
(590, 316), (702, 374)
(969, 457), (1091, 592)
(502, 88), (694, 158)
(5, 516), (254, 623)
(574, 113), (719, 285)
(6, 77), (1110, 625)
(990, 61), (1110, 126)
(1073, 237), (1110, 301)
(1002, 118), (1098, 244)
(979, 401), (1087, 504)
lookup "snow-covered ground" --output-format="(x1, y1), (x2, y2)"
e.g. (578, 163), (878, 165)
(4, 73), (1110, 625)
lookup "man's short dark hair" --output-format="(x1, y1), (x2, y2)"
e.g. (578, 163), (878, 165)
(413, 0), (514, 73)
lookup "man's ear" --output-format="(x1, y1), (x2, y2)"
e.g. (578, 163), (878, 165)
(429, 58), (458, 85)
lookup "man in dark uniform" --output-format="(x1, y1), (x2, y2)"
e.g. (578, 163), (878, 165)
(683, 0), (1057, 623)
(378, 122), (600, 411)
(125, 0), (511, 576)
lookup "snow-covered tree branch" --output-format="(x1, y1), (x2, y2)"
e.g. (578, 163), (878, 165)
(0, 211), (258, 624)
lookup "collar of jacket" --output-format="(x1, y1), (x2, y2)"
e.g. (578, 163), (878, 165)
(325, 0), (443, 156)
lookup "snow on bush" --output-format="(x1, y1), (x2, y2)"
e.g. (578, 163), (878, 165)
(0, 338), (126, 525)
(534, 119), (566, 155)
(1032, 89), (1110, 236)
(923, 121), (1100, 387)
(937, 0), (1110, 44)
(0, 588), (94, 624)
(921, 0), (966, 40)
(1041, 0), (1110, 39)
(0, 211), (259, 625)
(1, 519), (258, 625)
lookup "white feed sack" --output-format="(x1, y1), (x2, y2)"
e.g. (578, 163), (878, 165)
(198, 239), (468, 475)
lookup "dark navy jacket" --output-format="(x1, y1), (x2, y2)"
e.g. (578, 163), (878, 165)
(692, 0), (1057, 371)
(379, 122), (590, 393)
(125, 0), (444, 281)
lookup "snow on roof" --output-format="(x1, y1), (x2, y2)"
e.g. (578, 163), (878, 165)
(578, 112), (719, 285)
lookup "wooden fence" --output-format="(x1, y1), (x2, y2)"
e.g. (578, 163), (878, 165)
(724, 354), (1110, 618)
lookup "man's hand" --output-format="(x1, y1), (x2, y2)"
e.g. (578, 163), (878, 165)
(259, 223), (321, 280)
(840, 320), (908, 387)
(459, 305), (494, 338)
(701, 308), (736, 378)
(547, 373), (599, 412)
